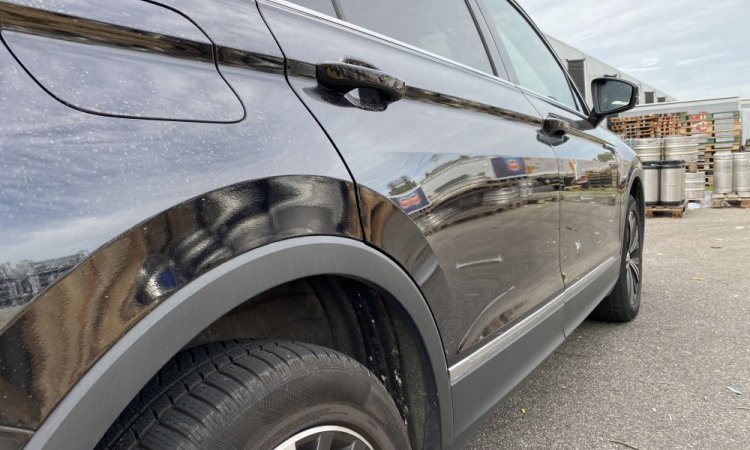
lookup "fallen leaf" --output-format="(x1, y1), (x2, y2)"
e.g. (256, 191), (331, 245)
(520, 408), (526, 414)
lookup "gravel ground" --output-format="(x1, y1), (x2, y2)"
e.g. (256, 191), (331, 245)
(468, 207), (750, 449)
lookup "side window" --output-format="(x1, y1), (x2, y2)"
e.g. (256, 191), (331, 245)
(483, 0), (578, 110)
(336, 0), (494, 74)
(287, 0), (337, 17)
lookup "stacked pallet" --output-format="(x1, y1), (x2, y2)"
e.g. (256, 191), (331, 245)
(609, 115), (657, 139)
(654, 114), (682, 137)
(679, 111), (742, 187)
(610, 113), (682, 139)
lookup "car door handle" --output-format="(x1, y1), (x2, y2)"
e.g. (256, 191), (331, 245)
(542, 117), (571, 136)
(316, 62), (405, 103)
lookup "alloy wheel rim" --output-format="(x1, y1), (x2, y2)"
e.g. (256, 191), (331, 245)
(274, 425), (374, 450)
(625, 210), (641, 307)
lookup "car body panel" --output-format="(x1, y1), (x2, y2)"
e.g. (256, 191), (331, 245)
(0, 0), (645, 447)
(258, 0), (566, 365)
(0, 1), (244, 122)
(472, 0), (634, 335)
(0, 0), (359, 430)
(523, 94), (622, 289)
(21, 237), (451, 450)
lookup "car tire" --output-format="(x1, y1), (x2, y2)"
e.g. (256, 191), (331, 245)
(96, 340), (410, 450)
(590, 195), (643, 322)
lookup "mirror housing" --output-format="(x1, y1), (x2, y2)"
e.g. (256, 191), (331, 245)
(589, 77), (639, 128)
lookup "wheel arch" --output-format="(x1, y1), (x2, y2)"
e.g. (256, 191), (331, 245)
(25, 236), (453, 450)
(629, 168), (645, 212)
(622, 163), (644, 243)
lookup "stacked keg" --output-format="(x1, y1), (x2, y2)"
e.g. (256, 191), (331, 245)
(714, 152), (734, 194)
(630, 138), (662, 206)
(732, 152), (750, 195)
(714, 151), (750, 196)
(631, 137), (686, 206)
(685, 172), (706, 201)
(664, 136), (700, 165)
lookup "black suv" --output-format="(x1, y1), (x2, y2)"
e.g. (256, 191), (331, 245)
(0, 0), (643, 448)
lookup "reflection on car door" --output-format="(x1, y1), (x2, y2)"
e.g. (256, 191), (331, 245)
(478, 0), (622, 333)
(257, 0), (564, 363)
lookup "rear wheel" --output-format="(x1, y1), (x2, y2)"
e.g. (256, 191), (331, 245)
(590, 195), (643, 322)
(97, 340), (410, 450)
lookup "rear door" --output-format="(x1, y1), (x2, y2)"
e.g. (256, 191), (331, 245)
(258, 0), (564, 362)
(477, 0), (623, 333)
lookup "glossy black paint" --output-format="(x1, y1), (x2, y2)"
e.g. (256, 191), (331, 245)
(0, 0), (356, 430)
(523, 92), (623, 288)
(1, 1), (244, 122)
(259, 1), (566, 363)
(475, 0), (629, 289)
(0, 0), (643, 446)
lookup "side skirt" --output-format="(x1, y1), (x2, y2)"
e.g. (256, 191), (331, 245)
(449, 256), (618, 445)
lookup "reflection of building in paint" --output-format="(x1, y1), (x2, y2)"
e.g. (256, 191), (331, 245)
(563, 158), (617, 189)
(388, 155), (559, 233)
(0, 251), (87, 308)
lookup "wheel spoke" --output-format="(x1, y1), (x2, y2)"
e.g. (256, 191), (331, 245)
(628, 212), (640, 254)
(629, 258), (641, 283)
(275, 426), (373, 450)
(625, 264), (633, 300)
(314, 432), (335, 450)
(343, 442), (369, 450)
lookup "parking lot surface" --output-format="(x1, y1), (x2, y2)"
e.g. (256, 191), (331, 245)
(468, 207), (750, 449)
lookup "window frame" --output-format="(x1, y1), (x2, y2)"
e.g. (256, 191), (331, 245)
(474, 0), (591, 118)
(261, 0), (515, 84)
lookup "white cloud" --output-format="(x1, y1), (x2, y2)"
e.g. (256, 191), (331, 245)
(517, 0), (750, 100)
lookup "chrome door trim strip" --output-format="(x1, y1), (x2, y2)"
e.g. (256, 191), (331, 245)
(448, 256), (617, 385)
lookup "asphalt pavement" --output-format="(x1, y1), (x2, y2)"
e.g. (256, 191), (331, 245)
(468, 207), (750, 449)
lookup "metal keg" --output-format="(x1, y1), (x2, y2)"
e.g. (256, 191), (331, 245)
(630, 138), (662, 162)
(663, 136), (699, 164)
(733, 152), (750, 194)
(659, 160), (685, 206)
(643, 161), (660, 205)
(685, 171), (705, 201)
(713, 151), (734, 194)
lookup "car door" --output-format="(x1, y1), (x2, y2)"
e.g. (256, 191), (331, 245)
(477, 0), (623, 333)
(257, 0), (564, 363)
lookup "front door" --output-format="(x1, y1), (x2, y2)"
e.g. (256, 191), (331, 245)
(478, 0), (622, 332)
(258, 0), (564, 362)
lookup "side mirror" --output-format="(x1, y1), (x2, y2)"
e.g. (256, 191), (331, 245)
(589, 78), (639, 127)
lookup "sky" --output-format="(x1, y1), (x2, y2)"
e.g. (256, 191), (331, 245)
(517, 0), (750, 101)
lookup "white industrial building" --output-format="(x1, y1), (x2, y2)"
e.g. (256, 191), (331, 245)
(547, 36), (676, 107)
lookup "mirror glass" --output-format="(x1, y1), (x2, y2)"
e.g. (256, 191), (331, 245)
(596, 79), (635, 115)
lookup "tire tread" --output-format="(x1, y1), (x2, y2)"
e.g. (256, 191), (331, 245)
(96, 339), (391, 449)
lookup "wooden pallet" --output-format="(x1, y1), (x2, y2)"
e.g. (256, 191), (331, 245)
(712, 194), (750, 208)
(645, 200), (688, 218)
(705, 144), (741, 152)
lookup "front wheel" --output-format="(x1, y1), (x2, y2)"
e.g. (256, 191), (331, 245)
(590, 195), (643, 322)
